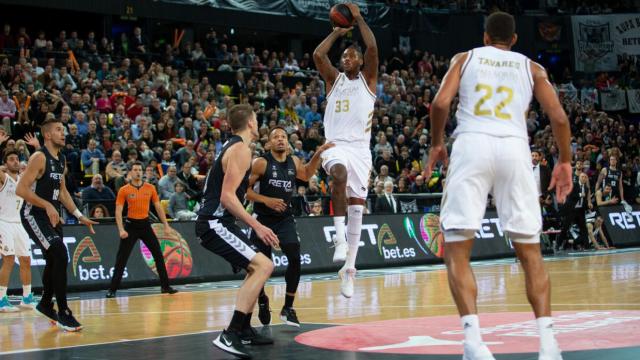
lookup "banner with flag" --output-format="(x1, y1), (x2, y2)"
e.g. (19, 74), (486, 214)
(628, 89), (640, 113)
(600, 89), (627, 111)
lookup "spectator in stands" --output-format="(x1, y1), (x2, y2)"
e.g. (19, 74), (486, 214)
(375, 180), (399, 214)
(374, 165), (394, 186)
(167, 182), (197, 220)
(105, 150), (128, 191)
(82, 174), (116, 214)
(81, 139), (106, 176)
(176, 161), (202, 202)
(411, 174), (428, 194)
(532, 149), (551, 196)
(309, 200), (323, 216)
(90, 204), (110, 219)
(158, 165), (180, 200)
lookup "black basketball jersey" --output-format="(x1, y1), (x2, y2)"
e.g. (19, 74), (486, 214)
(253, 152), (297, 218)
(603, 167), (621, 189)
(22, 146), (65, 217)
(198, 135), (249, 220)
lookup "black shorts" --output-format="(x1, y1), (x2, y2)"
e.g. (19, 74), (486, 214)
(21, 212), (63, 252)
(196, 218), (258, 273)
(250, 215), (299, 255)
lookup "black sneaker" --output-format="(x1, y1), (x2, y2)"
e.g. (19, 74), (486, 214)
(239, 326), (274, 346)
(105, 290), (116, 298)
(161, 286), (178, 295)
(57, 308), (83, 332)
(258, 296), (271, 325)
(213, 329), (251, 359)
(280, 307), (300, 327)
(35, 301), (58, 324)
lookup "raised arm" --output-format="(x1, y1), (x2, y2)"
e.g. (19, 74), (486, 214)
(346, 4), (378, 91)
(313, 28), (351, 91)
(295, 142), (335, 181)
(246, 157), (287, 213)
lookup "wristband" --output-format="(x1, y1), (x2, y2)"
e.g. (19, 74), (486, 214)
(73, 209), (84, 219)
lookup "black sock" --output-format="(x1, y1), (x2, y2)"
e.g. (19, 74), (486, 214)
(228, 310), (246, 332)
(243, 312), (252, 329)
(284, 294), (295, 309)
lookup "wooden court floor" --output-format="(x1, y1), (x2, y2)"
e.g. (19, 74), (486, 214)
(1, 250), (639, 359)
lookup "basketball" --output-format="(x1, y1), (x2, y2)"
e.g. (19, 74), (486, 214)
(329, 4), (354, 28)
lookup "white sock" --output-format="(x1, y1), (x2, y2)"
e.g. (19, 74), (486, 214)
(461, 314), (483, 346)
(23, 285), (31, 296)
(333, 216), (346, 244)
(0, 286), (7, 298)
(345, 205), (364, 269)
(537, 316), (557, 350)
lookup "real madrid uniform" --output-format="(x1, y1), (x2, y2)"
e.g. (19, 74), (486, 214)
(441, 46), (541, 242)
(0, 172), (31, 257)
(321, 72), (375, 199)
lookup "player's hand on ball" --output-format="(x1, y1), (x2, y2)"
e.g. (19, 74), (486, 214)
(345, 3), (361, 18)
(424, 144), (448, 179)
(549, 162), (573, 204)
(79, 216), (98, 234)
(119, 230), (129, 239)
(265, 197), (287, 213)
(256, 224), (279, 248)
(333, 26), (353, 36)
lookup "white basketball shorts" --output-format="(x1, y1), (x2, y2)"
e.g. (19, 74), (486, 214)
(321, 144), (372, 199)
(0, 221), (32, 257)
(440, 132), (542, 241)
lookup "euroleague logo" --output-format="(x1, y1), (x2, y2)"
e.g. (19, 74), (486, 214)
(140, 224), (193, 279)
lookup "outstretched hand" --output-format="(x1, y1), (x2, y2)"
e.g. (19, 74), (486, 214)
(548, 162), (573, 204)
(24, 133), (40, 149)
(79, 216), (99, 234)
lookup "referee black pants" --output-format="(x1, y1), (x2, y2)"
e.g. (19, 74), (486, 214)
(109, 219), (170, 292)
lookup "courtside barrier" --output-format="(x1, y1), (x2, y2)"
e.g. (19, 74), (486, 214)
(5, 212), (516, 292)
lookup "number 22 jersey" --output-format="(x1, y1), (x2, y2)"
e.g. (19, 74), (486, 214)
(454, 46), (534, 140)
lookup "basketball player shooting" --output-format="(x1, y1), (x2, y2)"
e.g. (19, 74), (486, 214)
(313, 3), (378, 298)
(424, 12), (572, 360)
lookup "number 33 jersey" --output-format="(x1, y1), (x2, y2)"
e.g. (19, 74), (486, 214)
(323, 72), (376, 147)
(454, 46), (534, 140)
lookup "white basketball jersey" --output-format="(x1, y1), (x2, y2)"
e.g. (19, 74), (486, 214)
(454, 46), (533, 140)
(0, 173), (23, 222)
(323, 72), (376, 147)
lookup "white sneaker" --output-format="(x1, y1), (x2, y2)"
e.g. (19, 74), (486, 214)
(338, 265), (355, 298)
(332, 235), (347, 263)
(539, 344), (563, 360)
(462, 342), (496, 360)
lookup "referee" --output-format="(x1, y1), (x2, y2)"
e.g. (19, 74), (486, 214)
(106, 161), (178, 298)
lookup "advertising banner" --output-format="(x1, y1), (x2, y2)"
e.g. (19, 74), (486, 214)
(599, 205), (640, 247)
(572, 14), (640, 72)
(5, 212), (515, 292)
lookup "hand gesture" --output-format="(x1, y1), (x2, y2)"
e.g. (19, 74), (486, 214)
(265, 197), (287, 212)
(79, 216), (98, 234)
(24, 133), (40, 149)
(255, 223), (279, 248)
(423, 144), (448, 179)
(345, 3), (361, 19)
(315, 142), (335, 155)
(332, 26), (353, 37)
(549, 162), (573, 204)
(45, 203), (60, 227)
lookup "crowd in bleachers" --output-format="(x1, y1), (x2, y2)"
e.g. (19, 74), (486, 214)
(0, 19), (638, 250)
